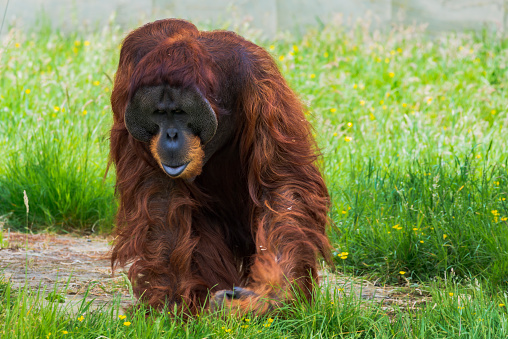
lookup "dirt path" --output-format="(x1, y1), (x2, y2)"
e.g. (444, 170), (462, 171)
(0, 232), (132, 311)
(0, 232), (430, 313)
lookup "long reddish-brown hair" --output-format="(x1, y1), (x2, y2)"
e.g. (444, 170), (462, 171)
(110, 18), (331, 314)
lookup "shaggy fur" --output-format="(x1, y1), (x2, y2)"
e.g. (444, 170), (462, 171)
(110, 18), (331, 315)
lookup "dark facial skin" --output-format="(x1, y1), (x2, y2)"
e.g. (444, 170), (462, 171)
(125, 85), (222, 179)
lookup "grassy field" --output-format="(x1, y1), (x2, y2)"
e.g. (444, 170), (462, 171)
(1, 18), (508, 338)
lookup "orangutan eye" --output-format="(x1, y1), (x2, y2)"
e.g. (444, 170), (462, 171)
(154, 109), (165, 115)
(173, 109), (184, 114)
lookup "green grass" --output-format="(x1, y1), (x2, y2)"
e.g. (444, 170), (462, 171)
(0, 23), (119, 232)
(1, 18), (508, 337)
(1, 276), (508, 338)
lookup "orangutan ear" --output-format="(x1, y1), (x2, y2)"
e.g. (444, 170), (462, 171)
(124, 85), (218, 144)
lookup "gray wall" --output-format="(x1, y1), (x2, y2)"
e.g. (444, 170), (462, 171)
(1, 0), (506, 36)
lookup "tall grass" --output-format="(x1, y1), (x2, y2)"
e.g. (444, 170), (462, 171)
(0, 22), (119, 231)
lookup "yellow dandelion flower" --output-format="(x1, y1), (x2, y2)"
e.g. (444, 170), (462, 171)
(62, 331), (68, 334)
(360, 100), (365, 106)
(82, 110), (87, 116)
(341, 210), (347, 214)
(344, 136), (352, 142)
(338, 288), (344, 292)
(399, 271), (406, 275)
(427, 97), (433, 104)
(118, 314), (126, 320)
(25, 89), (31, 94)
(15, 42), (20, 48)
(369, 113), (375, 120)
(491, 109), (496, 115)
(459, 46), (464, 51)
(333, 132), (338, 137)
(93, 80), (100, 86)
(402, 103), (407, 108)
(84, 40), (90, 46)
(392, 224), (400, 229)
(324, 52), (329, 58)
(443, 234), (447, 239)
(420, 240), (424, 243)
(54, 106), (60, 112)
(268, 318), (274, 323)
(353, 83), (358, 89)
(379, 100), (384, 105)
(390, 50), (395, 55)
(123, 321), (131, 326)
(269, 45), (275, 50)
(310, 73), (316, 79)
(74, 40), (81, 46)
(78, 316), (84, 322)
(476, 154), (481, 159)
(500, 303), (506, 307)
(449, 292), (454, 297)
(330, 108), (337, 113)
(385, 58), (390, 63)
(244, 318), (251, 322)
(105, 87), (110, 92)
(72, 47), (78, 54)
(501, 217), (507, 221)
(293, 45), (299, 53)
(376, 57), (381, 63)
(397, 47), (402, 53)
(279, 55), (284, 61)
(52, 114), (56, 118)
(385, 92), (391, 98)
(389, 72), (395, 78)
(347, 122), (353, 127)
(61, 107), (66, 112)
(382, 105), (387, 110)
(413, 227), (418, 231)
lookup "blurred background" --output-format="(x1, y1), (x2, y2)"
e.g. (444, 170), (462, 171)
(1, 0), (506, 36)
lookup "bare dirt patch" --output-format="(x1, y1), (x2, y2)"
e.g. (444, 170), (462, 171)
(0, 232), (430, 313)
(0, 232), (132, 311)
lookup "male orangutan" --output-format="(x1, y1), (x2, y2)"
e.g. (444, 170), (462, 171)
(110, 18), (331, 315)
